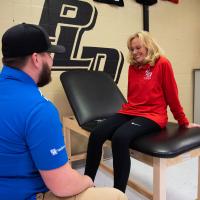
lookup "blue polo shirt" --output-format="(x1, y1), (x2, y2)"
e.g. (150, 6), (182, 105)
(0, 66), (68, 200)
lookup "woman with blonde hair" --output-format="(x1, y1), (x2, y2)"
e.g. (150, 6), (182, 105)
(84, 31), (199, 193)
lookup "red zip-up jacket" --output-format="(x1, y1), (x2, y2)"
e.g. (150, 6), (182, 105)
(118, 56), (189, 128)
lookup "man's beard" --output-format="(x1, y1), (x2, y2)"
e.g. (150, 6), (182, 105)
(37, 62), (52, 87)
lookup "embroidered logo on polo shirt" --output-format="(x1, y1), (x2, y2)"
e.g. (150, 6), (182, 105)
(50, 145), (65, 156)
(144, 69), (152, 80)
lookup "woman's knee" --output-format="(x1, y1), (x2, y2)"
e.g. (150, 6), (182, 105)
(112, 130), (129, 147)
(89, 129), (107, 145)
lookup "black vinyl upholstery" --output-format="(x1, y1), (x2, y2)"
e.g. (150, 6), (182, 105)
(60, 70), (126, 127)
(131, 122), (200, 158)
(60, 70), (200, 158)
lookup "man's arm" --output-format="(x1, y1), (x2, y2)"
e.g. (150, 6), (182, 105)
(40, 162), (94, 197)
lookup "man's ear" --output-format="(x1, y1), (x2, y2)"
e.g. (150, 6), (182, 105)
(31, 53), (41, 70)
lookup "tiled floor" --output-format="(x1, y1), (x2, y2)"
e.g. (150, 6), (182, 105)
(75, 157), (198, 200)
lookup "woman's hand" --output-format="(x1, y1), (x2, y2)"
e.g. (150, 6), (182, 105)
(186, 123), (200, 128)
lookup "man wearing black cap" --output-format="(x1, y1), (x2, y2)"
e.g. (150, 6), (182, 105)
(0, 23), (128, 200)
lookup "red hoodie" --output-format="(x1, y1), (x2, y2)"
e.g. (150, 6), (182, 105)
(118, 56), (189, 128)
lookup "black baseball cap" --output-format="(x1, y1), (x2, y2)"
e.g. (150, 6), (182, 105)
(2, 23), (65, 58)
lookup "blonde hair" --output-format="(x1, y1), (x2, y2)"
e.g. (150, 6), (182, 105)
(127, 31), (163, 66)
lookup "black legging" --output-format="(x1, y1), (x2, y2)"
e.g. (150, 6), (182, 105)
(84, 113), (161, 192)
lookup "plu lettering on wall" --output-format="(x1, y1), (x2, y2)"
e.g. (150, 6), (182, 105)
(39, 0), (124, 83)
